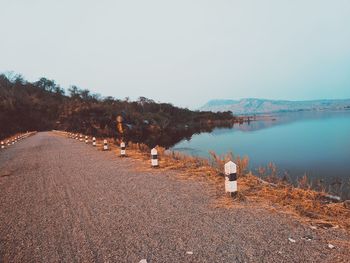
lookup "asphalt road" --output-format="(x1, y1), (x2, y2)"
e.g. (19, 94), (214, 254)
(0, 132), (349, 262)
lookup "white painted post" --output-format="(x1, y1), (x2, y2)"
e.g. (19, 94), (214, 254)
(103, 139), (108, 151)
(1, 141), (4, 149)
(224, 161), (238, 197)
(120, 142), (126, 157)
(85, 136), (88, 144)
(6, 140), (10, 146)
(79, 134), (83, 142)
(151, 148), (158, 167)
(75, 134), (79, 140)
(92, 137), (96, 147)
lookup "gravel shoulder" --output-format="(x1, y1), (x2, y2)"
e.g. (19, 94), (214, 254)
(0, 132), (349, 262)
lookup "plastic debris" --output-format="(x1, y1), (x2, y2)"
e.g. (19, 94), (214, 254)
(139, 259), (147, 263)
(301, 235), (313, 241)
(186, 251), (193, 255)
(288, 238), (296, 243)
(328, 244), (335, 249)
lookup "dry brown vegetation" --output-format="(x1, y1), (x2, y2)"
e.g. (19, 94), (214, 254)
(62, 132), (350, 231)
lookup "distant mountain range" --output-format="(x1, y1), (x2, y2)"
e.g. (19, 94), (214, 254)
(200, 98), (350, 115)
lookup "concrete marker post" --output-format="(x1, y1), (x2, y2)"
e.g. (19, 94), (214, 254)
(6, 140), (10, 146)
(79, 134), (83, 142)
(103, 139), (108, 151)
(151, 148), (158, 167)
(85, 136), (88, 144)
(92, 137), (96, 147)
(120, 142), (126, 157)
(1, 141), (4, 149)
(224, 161), (238, 197)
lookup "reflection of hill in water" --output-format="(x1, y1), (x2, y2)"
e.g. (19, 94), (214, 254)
(212, 110), (350, 134)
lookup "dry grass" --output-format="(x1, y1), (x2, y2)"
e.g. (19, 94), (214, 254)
(60, 131), (350, 231)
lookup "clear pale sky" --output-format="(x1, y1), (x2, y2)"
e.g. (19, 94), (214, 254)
(1, 0), (350, 108)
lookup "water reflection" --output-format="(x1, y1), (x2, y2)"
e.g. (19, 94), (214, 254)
(172, 110), (350, 198)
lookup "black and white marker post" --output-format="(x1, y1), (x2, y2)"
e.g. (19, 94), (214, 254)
(92, 137), (96, 147)
(85, 136), (88, 144)
(224, 161), (238, 197)
(151, 148), (158, 167)
(120, 142), (126, 157)
(103, 139), (108, 151)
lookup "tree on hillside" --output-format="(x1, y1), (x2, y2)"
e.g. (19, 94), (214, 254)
(68, 85), (80, 98)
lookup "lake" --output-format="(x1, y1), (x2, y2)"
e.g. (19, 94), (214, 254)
(172, 111), (350, 198)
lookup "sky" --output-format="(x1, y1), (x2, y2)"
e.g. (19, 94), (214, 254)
(1, 0), (350, 109)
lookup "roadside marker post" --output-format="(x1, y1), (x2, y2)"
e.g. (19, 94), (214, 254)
(85, 136), (88, 144)
(6, 140), (10, 146)
(75, 134), (79, 140)
(151, 148), (158, 167)
(120, 142), (126, 157)
(103, 139), (108, 151)
(79, 134), (83, 142)
(1, 141), (4, 149)
(92, 137), (96, 147)
(224, 161), (238, 197)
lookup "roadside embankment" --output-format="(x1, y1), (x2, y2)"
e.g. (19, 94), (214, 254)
(56, 131), (350, 232)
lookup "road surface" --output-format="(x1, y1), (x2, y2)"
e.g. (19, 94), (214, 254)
(0, 132), (349, 262)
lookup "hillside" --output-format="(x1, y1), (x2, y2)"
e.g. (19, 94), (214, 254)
(200, 98), (350, 115)
(0, 73), (236, 147)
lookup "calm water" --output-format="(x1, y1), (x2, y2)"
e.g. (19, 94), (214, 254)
(172, 111), (350, 197)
